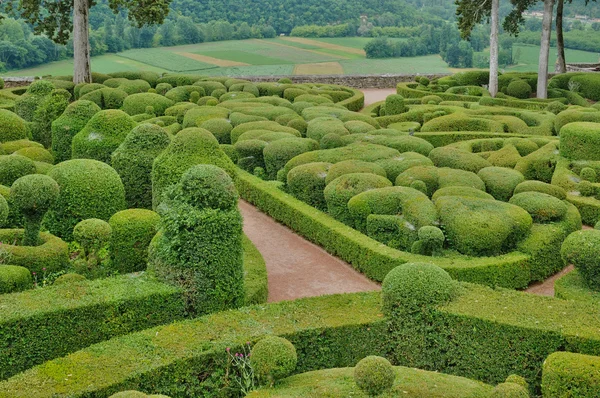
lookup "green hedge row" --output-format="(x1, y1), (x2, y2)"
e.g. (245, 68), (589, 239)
(542, 352), (600, 397)
(5, 280), (600, 396)
(236, 170), (542, 289)
(0, 235), (267, 381)
(0, 293), (386, 397)
(0, 275), (186, 380)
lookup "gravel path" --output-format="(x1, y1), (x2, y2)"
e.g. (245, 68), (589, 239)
(239, 200), (380, 303)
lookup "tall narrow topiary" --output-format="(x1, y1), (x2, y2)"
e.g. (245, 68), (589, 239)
(10, 174), (59, 246)
(148, 164), (244, 315)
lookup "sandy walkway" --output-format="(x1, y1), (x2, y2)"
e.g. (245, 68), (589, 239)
(239, 200), (380, 302)
(362, 88), (397, 106)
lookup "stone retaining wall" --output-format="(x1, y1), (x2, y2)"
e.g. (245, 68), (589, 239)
(236, 73), (452, 88)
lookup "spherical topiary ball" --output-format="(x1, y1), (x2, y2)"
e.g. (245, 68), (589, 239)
(0, 265), (33, 293)
(562, 230), (600, 290)
(578, 180), (595, 197)
(580, 167), (597, 183)
(507, 80), (532, 99)
(177, 164), (238, 211)
(354, 356), (396, 396)
(53, 273), (87, 286)
(73, 218), (112, 253)
(250, 336), (297, 386)
(0, 154), (36, 186)
(488, 382), (530, 398)
(10, 174), (60, 216)
(382, 262), (457, 316)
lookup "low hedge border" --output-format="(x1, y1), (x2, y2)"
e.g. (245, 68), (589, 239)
(336, 86), (364, 112)
(413, 132), (556, 148)
(0, 292), (386, 397)
(237, 170), (539, 289)
(397, 83), (549, 111)
(542, 352), (600, 397)
(0, 236), (268, 381)
(5, 281), (600, 395)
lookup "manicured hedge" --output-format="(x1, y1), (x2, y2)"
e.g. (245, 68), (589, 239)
(0, 275), (186, 380)
(542, 352), (600, 397)
(559, 122), (600, 161)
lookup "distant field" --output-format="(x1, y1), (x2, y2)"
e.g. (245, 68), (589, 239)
(6, 37), (453, 77)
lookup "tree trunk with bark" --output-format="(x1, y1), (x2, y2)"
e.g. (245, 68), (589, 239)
(555, 0), (566, 73)
(73, 0), (92, 84)
(489, 0), (500, 97)
(538, 0), (555, 98)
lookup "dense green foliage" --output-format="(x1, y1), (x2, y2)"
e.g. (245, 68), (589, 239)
(251, 336), (298, 386)
(109, 209), (160, 273)
(353, 356), (396, 396)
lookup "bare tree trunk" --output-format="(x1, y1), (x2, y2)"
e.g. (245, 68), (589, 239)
(489, 0), (499, 97)
(73, 0), (91, 84)
(555, 0), (566, 73)
(538, 0), (555, 98)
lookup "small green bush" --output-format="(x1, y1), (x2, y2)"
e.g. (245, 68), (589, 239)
(429, 146), (492, 173)
(542, 352), (600, 398)
(51, 100), (101, 163)
(509, 192), (568, 223)
(121, 93), (174, 116)
(0, 109), (29, 143)
(14, 147), (53, 164)
(0, 155), (36, 186)
(31, 89), (71, 148)
(487, 145), (521, 168)
(569, 74), (600, 101)
(488, 382), (530, 398)
(411, 226), (444, 256)
(506, 80), (532, 99)
(286, 162), (332, 211)
(79, 87), (128, 109)
(199, 118), (233, 144)
(53, 272), (86, 285)
(109, 209), (160, 274)
(353, 356), (396, 396)
(11, 174), (59, 246)
(546, 101), (568, 115)
(73, 218), (112, 260)
(578, 180), (596, 196)
(324, 173), (392, 226)
(505, 375), (529, 390)
(0, 229), (68, 273)
(111, 124), (171, 209)
(15, 80), (54, 121)
(560, 122), (600, 161)
(0, 265), (32, 293)
(382, 262), (456, 315)
(581, 167), (597, 182)
(421, 95), (442, 105)
(562, 230), (600, 290)
(251, 336), (297, 386)
(72, 110), (137, 163)
(234, 139), (268, 172)
(385, 94), (406, 115)
(45, 159), (126, 241)
(263, 138), (318, 180)
(325, 160), (387, 185)
(477, 167), (525, 202)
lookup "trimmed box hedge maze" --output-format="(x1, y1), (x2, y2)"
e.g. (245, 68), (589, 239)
(1, 69), (600, 396)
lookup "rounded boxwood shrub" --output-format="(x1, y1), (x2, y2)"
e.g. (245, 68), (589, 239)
(15, 80), (54, 122)
(324, 173), (392, 226)
(411, 226), (444, 256)
(0, 155), (36, 186)
(436, 196), (532, 256)
(287, 162), (332, 211)
(507, 80), (532, 99)
(11, 174), (59, 246)
(509, 192), (568, 223)
(375, 152), (433, 182)
(51, 100), (101, 163)
(111, 124), (171, 209)
(149, 165), (243, 315)
(72, 110), (137, 163)
(73, 218), (111, 258)
(562, 230), (600, 290)
(53, 272), (86, 285)
(546, 101), (568, 115)
(325, 160), (387, 185)
(385, 94), (406, 115)
(79, 87), (128, 109)
(578, 180), (595, 197)
(560, 122), (600, 161)
(487, 145), (521, 168)
(151, 128), (236, 209)
(505, 374), (528, 390)
(489, 382), (530, 398)
(234, 139), (268, 172)
(251, 336), (297, 386)
(109, 209), (160, 273)
(0, 110), (29, 143)
(345, 120), (376, 135)
(0, 229), (68, 273)
(306, 118), (349, 142)
(109, 71), (160, 87)
(1, 139), (43, 154)
(121, 93), (174, 116)
(263, 138), (318, 180)
(14, 146), (54, 164)
(200, 118), (233, 144)
(45, 159), (126, 241)
(382, 262), (456, 315)
(354, 356), (395, 396)
(429, 146), (492, 174)
(477, 167), (525, 202)
(580, 167), (597, 182)
(0, 265), (32, 293)
(31, 88), (71, 148)
(513, 180), (566, 200)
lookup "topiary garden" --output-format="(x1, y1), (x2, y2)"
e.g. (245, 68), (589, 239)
(0, 70), (600, 397)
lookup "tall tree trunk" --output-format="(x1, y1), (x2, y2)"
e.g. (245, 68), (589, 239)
(73, 0), (91, 84)
(555, 0), (566, 73)
(489, 0), (499, 97)
(538, 0), (555, 99)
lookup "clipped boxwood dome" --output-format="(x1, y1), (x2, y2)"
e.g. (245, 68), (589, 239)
(73, 218), (112, 254)
(109, 209), (160, 273)
(382, 262), (457, 315)
(0, 110), (29, 143)
(562, 230), (600, 290)
(51, 100), (101, 163)
(71, 109), (137, 163)
(354, 356), (396, 396)
(0, 154), (36, 186)
(251, 336), (297, 386)
(509, 192), (568, 223)
(0, 265), (32, 293)
(489, 382), (530, 398)
(506, 80), (532, 99)
(53, 272), (86, 286)
(45, 159), (126, 241)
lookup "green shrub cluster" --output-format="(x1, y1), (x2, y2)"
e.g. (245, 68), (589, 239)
(562, 230), (600, 290)
(45, 159), (126, 241)
(149, 165), (244, 316)
(251, 336), (298, 386)
(109, 209), (160, 274)
(0, 229), (68, 274)
(513, 180), (566, 200)
(559, 122), (600, 161)
(112, 124), (171, 209)
(0, 110), (29, 143)
(79, 87), (129, 109)
(477, 167), (525, 202)
(263, 137), (318, 180)
(353, 356), (395, 396)
(509, 192), (568, 223)
(542, 352), (600, 398)
(0, 265), (32, 293)
(0, 154), (36, 186)
(506, 80), (532, 99)
(51, 100), (101, 163)
(122, 93), (175, 116)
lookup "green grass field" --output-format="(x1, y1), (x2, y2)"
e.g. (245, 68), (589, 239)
(7, 37), (451, 77)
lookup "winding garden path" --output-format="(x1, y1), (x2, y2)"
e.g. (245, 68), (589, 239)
(362, 88), (397, 106)
(239, 200), (380, 303)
